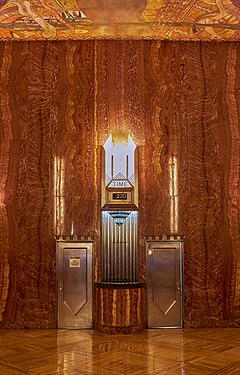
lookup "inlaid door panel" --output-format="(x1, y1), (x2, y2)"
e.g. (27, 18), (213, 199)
(57, 241), (93, 329)
(146, 241), (183, 328)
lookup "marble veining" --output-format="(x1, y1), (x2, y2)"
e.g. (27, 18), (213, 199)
(0, 40), (239, 328)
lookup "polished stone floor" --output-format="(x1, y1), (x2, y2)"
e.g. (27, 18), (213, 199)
(0, 328), (240, 374)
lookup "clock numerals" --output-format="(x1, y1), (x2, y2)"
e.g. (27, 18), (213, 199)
(112, 193), (128, 200)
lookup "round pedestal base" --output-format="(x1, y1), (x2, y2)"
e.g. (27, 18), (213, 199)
(94, 282), (146, 334)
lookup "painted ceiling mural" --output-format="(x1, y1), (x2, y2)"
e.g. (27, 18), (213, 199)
(0, 0), (240, 40)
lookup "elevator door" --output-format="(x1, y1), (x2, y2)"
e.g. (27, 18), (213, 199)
(146, 241), (183, 328)
(57, 241), (93, 329)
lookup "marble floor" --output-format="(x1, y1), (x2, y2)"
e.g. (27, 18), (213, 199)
(0, 328), (240, 374)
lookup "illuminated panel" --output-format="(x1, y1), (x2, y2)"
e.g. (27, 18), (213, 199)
(104, 130), (136, 186)
(101, 130), (138, 209)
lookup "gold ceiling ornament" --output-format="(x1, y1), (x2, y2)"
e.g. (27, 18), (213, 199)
(0, 0), (240, 39)
(142, 0), (165, 22)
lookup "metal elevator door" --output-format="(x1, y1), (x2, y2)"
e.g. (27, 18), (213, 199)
(146, 240), (183, 328)
(57, 241), (93, 329)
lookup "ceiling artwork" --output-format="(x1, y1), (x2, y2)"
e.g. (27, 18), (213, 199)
(0, 0), (240, 40)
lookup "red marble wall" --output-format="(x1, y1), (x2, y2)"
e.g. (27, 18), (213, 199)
(0, 41), (96, 328)
(143, 42), (240, 327)
(0, 41), (239, 328)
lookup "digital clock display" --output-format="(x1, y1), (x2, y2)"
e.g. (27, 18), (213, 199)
(112, 193), (128, 200)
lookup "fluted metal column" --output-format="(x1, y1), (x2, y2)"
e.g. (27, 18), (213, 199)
(101, 211), (138, 282)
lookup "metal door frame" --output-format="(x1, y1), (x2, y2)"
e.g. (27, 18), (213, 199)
(56, 239), (94, 329)
(146, 238), (184, 328)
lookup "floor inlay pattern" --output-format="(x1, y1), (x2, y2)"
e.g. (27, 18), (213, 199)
(0, 329), (240, 374)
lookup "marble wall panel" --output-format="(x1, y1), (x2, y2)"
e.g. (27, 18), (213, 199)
(216, 43), (240, 324)
(0, 41), (95, 328)
(95, 41), (145, 142)
(0, 42), (56, 328)
(143, 42), (189, 239)
(50, 41), (96, 238)
(188, 42), (239, 327)
(143, 41), (240, 327)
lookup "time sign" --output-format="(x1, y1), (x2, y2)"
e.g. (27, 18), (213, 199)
(112, 193), (128, 200)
